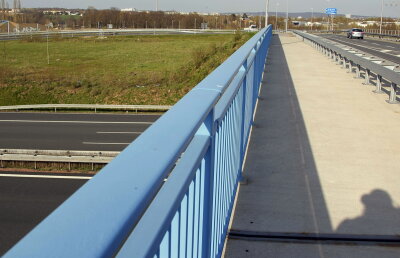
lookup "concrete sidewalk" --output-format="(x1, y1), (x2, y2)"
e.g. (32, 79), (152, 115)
(224, 34), (400, 257)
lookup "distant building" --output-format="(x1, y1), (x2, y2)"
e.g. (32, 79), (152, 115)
(356, 21), (379, 27)
(201, 22), (208, 29)
(43, 10), (81, 16)
(121, 8), (137, 12)
(292, 21), (305, 26)
(345, 14), (352, 18)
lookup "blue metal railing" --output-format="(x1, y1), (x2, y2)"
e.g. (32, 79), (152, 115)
(5, 26), (272, 258)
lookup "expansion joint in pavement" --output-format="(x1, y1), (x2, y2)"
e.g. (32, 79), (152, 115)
(228, 230), (400, 246)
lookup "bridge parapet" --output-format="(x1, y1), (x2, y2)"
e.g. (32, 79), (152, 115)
(5, 26), (272, 257)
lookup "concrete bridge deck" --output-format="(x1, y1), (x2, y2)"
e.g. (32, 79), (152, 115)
(225, 34), (400, 257)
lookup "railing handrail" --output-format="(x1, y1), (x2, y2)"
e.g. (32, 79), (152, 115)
(5, 26), (272, 258)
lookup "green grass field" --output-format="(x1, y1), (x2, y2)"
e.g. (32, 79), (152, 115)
(0, 33), (253, 105)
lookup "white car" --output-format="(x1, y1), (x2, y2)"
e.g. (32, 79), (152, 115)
(347, 28), (364, 39)
(244, 25), (258, 32)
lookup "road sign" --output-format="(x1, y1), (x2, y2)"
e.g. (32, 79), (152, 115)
(325, 8), (337, 15)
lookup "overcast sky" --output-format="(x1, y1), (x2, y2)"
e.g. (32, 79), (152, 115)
(20, 0), (400, 17)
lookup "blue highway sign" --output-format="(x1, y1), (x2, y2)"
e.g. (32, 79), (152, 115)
(325, 8), (337, 14)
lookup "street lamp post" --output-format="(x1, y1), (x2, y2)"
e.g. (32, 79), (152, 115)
(276, 3), (279, 30)
(380, 0), (384, 35)
(311, 7), (314, 31)
(265, 0), (270, 27)
(285, 0), (289, 32)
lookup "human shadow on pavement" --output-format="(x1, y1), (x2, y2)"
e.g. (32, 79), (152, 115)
(336, 189), (400, 236)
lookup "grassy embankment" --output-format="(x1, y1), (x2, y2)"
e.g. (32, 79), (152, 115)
(0, 33), (254, 106)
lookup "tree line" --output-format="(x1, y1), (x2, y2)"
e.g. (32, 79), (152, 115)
(1, 8), (263, 30)
(1, 7), (398, 31)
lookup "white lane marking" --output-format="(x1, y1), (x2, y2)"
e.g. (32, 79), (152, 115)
(83, 142), (130, 145)
(0, 174), (92, 179)
(0, 120), (153, 124)
(96, 132), (142, 134)
(332, 39), (400, 57)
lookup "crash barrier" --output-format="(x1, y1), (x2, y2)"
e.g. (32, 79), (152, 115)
(293, 30), (400, 104)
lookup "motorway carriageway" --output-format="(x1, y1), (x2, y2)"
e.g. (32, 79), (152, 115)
(0, 112), (161, 151)
(0, 112), (162, 253)
(318, 34), (400, 64)
(0, 29), (234, 41)
(0, 171), (90, 255)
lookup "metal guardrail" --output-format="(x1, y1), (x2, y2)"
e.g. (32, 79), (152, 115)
(0, 149), (119, 157)
(5, 26), (273, 257)
(293, 31), (400, 104)
(0, 104), (171, 112)
(311, 30), (400, 40)
(0, 149), (119, 170)
(355, 29), (400, 40)
(0, 29), (236, 41)
(364, 32), (400, 40)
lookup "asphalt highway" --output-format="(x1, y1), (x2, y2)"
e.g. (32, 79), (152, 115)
(318, 34), (400, 64)
(0, 172), (90, 255)
(0, 112), (160, 151)
(0, 29), (234, 41)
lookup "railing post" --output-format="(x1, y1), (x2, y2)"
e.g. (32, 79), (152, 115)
(252, 47), (259, 113)
(355, 65), (361, 78)
(348, 61), (353, 73)
(373, 75), (384, 94)
(363, 69), (371, 85)
(201, 112), (217, 258)
(239, 62), (248, 182)
(387, 83), (399, 104)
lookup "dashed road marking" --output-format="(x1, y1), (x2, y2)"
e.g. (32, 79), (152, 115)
(96, 132), (142, 134)
(83, 142), (130, 145)
(0, 120), (153, 124)
(0, 174), (92, 179)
